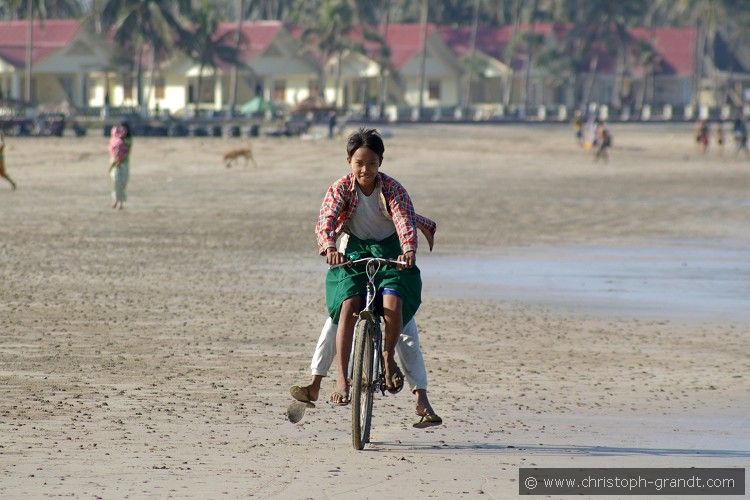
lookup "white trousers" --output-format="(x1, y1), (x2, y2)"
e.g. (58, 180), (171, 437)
(310, 317), (428, 392)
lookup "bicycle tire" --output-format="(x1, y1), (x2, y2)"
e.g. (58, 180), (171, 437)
(351, 318), (375, 450)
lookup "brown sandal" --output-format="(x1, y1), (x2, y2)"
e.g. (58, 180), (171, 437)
(329, 389), (350, 406)
(413, 412), (442, 428)
(289, 385), (315, 403)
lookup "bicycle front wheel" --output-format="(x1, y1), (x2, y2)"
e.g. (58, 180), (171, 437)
(351, 318), (375, 450)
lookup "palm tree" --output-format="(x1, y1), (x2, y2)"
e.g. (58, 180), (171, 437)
(100, 0), (190, 110)
(179, 0), (245, 112)
(562, 0), (645, 111)
(631, 38), (661, 115)
(300, 0), (356, 105)
(653, 0), (733, 107)
(226, 0), (245, 117)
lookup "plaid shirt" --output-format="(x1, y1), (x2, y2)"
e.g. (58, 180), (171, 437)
(316, 172), (436, 255)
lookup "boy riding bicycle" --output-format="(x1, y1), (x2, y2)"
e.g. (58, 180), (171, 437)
(291, 128), (441, 427)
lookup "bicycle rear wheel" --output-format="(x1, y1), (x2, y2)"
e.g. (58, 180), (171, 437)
(351, 318), (375, 450)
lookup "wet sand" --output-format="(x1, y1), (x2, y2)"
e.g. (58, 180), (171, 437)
(1, 124), (749, 497)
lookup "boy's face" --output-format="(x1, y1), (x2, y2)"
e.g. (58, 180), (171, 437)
(348, 147), (381, 192)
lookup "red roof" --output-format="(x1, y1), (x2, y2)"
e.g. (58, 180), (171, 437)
(0, 19), (82, 67)
(440, 23), (696, 76)
(215, 21), (283, 63)
(629, 27), (696, 76)
(297, 23), (439, 70)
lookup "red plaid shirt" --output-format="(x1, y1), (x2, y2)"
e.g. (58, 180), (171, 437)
(316, 172), (436, 255)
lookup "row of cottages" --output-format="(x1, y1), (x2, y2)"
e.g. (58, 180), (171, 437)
(0, 19), (735, 115)
(438, 23), (698, 110)
(0, 19), (468, 114)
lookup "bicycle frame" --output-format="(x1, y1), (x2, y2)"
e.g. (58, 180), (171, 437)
(330, 257), (405, 449)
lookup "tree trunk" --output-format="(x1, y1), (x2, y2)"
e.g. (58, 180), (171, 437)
(136, 46), (144, 110)
(227, 0), (245, 118)
(581, 54), (599, 112)
(417, 0), (428, 119)
(522, 0), (539, 116)
(196, 63), (205, 113)
(462, 0), (480, 111)
(334, 51), (343, 107)
(691, 19), (705, 107)
(377, 1), (391, 119)
(25, 0), (33, 103)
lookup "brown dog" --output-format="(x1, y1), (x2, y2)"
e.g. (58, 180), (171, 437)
(223, 145), (257, 168)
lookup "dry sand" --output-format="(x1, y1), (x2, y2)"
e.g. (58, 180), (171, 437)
(1, 123), (748, 498)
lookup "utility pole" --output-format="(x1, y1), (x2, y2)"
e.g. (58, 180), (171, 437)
(417, 0), (428, 120)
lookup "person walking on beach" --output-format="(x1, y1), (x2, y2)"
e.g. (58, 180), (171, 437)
(732, 117), (748, 158)
(715, 121), (725, 157)
(327, 110), (337, 139)
(695, 118), (709, 154)
(315, 128), (437, 420)
(572, 110), (583, 146)
(108, 122), (132, 209)
(0, 131), (17, 191)
(593, 119), (612, 162)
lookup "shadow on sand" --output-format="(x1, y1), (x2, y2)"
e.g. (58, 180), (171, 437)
(367, 442), (750, 458)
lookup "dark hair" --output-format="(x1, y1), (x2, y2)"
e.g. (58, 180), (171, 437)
(346, 128), (384, 161)
(120, 121), (132, 138)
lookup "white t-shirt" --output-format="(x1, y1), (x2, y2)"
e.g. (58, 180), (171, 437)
(347, 185), (396, 241)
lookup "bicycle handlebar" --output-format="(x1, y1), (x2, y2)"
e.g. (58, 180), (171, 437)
(329, 257), (406, 269)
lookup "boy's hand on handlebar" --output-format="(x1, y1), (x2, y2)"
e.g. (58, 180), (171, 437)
(398, 250), (415, 269)
(326, 247), (346, 265)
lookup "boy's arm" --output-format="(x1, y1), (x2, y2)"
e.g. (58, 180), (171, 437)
(316, 182), (347, 255)
(387, 182), (418, 254)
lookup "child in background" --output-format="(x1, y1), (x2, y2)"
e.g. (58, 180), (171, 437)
(108, 122), (132, 209)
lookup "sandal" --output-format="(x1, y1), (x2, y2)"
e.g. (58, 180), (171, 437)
(413, 412), (442, 429)
(385, 364), (404, 394)
(289, 385), (315, 403)
(328, 389), (350, 406)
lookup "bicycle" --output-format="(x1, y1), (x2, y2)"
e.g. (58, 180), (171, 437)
(330, 257), (405, 450)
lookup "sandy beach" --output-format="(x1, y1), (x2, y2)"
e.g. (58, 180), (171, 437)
(1, 123), (748, 498)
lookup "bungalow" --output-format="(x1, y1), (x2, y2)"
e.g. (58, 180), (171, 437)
(90, 20), (320, 114)
(0, 19), (109, 108)
(310, 24), (465, 111)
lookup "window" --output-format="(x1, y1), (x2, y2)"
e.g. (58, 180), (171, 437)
(428, 79), (441, 100)
(273, 80), (286, 102)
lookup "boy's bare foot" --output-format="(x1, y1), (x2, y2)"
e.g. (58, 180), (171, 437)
(329, 385), (349, 405)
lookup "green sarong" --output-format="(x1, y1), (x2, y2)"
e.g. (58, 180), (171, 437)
(326, 233), (421, 327)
